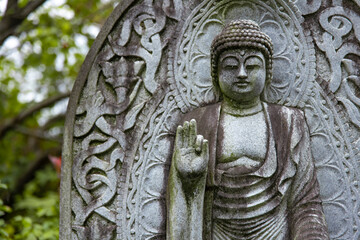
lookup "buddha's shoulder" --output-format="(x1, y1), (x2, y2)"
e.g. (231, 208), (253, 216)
(182, 102), (221, 122)
(265, 102), (305, 122)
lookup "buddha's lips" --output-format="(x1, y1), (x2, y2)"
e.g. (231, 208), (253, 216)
(234, 81), (250, 87)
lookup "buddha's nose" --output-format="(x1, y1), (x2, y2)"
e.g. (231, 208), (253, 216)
(237, 64), (247, 79)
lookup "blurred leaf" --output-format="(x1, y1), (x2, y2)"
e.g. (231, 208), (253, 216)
(18, 0), (30, 8)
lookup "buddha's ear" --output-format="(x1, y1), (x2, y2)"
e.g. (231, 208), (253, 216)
(211, 77), (222, 103)
(260, 81), (270, 102)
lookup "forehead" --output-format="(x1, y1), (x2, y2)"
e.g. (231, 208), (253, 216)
(219, 48), (265, 60)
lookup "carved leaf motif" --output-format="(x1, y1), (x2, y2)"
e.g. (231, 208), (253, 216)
(162, 0), (183, 20)
(73, 218), (116, 240)
(294, 0), (321, 15)
(124, 102), (146, 131)
(338, 98), (360, 128)
(337, 75), (360, 128)
(96, 117), (127, 149)
(109, 4), (167, 94)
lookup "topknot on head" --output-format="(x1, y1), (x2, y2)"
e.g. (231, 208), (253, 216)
(225, 19), (261, 32)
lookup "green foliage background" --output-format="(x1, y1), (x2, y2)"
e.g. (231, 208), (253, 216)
(0, 0), (116, 239)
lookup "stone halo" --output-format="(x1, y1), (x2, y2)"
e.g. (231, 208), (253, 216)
(170, 0), (315, 111)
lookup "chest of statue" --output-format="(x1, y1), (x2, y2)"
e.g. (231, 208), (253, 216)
(217, 111), (267, 174)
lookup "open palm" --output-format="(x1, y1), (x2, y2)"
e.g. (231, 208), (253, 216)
(173, 119), (209, 179)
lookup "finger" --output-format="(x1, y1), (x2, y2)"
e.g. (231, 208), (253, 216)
(175, 125), (183, 148)
(195, 135), (204, 154)
(183, 121), (189, 147)
(189, 119), (197, 146)
(201, 139), (209, 162)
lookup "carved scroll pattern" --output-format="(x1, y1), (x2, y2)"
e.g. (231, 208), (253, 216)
(84, 1), (184, 239)
(108, 0), (183, 94)
(125, 93), (180, 239)
(304, 80), (360, 239)
(70, 0), (183, 238)
(313, 6), (360, 129)
(71, 47), (144, 239)
(172, 0), (316, 113)
(305, 4), (360, 238)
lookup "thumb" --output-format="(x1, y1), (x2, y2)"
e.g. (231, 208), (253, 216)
(201, 139), (209, 163)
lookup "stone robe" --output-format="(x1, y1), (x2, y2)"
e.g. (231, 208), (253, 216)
(167, 102), (329, 240)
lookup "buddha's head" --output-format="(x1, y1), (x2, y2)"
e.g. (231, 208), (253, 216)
(210, 20), (273, 103)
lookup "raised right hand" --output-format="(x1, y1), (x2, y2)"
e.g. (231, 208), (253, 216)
(173, 119), (209, 179)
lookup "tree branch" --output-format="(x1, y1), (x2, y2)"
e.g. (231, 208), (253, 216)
(14, 125), (63, 143)
(84, 0), (116, 25)
(40, 113), (65, 130)
(0, 0), (47, 46)
(3, 147), (61, 205)
(0, 92), (70, 139)
(20, 0), (47, 18)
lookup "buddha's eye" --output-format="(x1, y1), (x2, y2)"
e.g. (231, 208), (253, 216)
(225, 64), (238, 69)
(246, 65), (258, 71)
(245, 56), (263, 71)
(222, 57), (239, 70)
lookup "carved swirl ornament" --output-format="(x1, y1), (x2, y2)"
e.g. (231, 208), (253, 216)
(60, 0), (360, 239)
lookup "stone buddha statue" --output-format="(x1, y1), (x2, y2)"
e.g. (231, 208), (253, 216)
(167, 20), (329, 240)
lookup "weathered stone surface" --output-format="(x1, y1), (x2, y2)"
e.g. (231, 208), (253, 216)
(60, 0), (360, 239)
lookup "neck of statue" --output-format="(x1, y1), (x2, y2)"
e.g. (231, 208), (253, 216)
(222, 96), (263, 117)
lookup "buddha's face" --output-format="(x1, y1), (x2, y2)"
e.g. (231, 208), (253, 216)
(217, 48), (266, 103)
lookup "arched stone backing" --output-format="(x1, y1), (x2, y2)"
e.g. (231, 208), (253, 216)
(60, 0), (360, 239)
